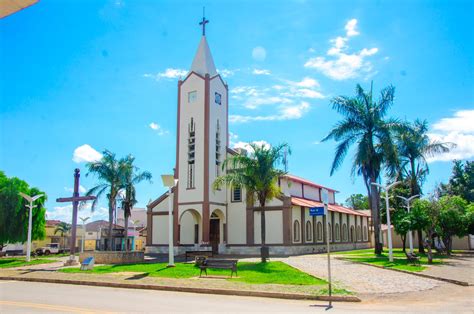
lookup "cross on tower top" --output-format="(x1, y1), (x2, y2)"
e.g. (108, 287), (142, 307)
(199, 8), (209, 36)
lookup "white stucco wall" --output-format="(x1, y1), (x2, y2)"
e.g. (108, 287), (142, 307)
(178, 73), (205, 203)
(303, 185), (320, 201)
(151, 193), (172, 212)
(180, 210), (198, 244)
(253, 210), (283, 244)
(152, 215), (168, 244)
(226, 186), (247, 244)
(289, 181), (303, 197)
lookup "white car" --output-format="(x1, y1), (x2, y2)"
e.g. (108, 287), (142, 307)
(35, 243), (61, 255)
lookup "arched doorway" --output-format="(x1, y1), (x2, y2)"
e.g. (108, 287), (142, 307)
(179, 209), (201, 245)
(210, 209), (225, 254)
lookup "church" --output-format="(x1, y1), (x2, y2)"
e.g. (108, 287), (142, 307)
(146, 19), (370, 256)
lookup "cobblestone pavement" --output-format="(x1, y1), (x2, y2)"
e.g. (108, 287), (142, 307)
(281, 254), (444, 294)
(422, 255), (474, 285)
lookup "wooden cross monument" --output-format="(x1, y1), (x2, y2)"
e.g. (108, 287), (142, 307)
(56, 168), (96, 265)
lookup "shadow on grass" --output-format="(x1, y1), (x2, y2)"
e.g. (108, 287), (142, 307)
(125, 272), (150, 280)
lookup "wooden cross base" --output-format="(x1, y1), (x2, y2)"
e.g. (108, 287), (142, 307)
(64, 257), (79, 266)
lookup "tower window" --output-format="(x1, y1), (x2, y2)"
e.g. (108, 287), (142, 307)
(232, 187), (242, 202)
(215, 92), (222, 105)
(187, 118), (196, 189)
(215, 120), (221, 178)
(188, 91), (197, 103)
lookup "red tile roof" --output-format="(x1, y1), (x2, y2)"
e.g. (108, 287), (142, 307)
(46, 220), (63, 227)
(291, 196), (369, 217)
(283, 174), (338, 193)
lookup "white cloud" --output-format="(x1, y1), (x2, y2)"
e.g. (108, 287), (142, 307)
(72, 144), (102, 163)
(252, 69), (271, 75)
(143, 68), (187, 81)
(304, 18), (378, 80)
(218, 68), (237, 78)
(47, 203), (109, 224)
(345, 19), (359, 37)
(291, 77), (320, 88)
(64, 185), (87, 194)
(427, 110), (474, 162)
(149, 122), (168, 136)
(252, 46), (267, 61)
(232, 140), (271, 152)
(230, 101), (310, 123)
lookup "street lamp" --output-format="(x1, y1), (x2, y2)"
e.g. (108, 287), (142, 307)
(79, 216), (90, 253)
(397, 195), (419, 254)
(371, 181), (400, 262)
(19, 192), (44, 262)
(161, 174), (178, 267)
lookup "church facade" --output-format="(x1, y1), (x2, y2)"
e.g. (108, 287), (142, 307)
(146, 26), (370, 256)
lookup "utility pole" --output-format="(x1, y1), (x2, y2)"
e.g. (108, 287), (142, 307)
(19, 193), (44, 262)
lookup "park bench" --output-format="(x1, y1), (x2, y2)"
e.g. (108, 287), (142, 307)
(199, 258), (238, 278)
(185, 250), (213, 262)
(80, 257), (95, 271)
(405, 252), (420, 265)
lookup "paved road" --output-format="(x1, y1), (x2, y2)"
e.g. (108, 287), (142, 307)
(0, 281), (473, 313)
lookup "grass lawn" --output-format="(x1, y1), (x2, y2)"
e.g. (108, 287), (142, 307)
(335, 248), (445, 272)
(61, 261), (326, 286)
(0, 257), (57, 268)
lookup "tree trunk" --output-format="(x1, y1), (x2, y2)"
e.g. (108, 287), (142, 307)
(124, 215), (129, 252)
(417, 229), (425, 253)
(259, 197), (268, 263)
(426, 232), (433, 264)
(370, 175), (383, 255)
(402, 234), (406, 253)
(108, 201), (114, 251)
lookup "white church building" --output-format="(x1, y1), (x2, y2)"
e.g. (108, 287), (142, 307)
(146, 21), (370, 256)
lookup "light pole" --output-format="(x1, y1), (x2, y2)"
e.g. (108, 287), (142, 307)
(19, 192), (44, 262)
(396, 195), (419, 254)
(161, 174), (178, 267)
(79, 216), (90, 253)
(371, 181), (400, 262)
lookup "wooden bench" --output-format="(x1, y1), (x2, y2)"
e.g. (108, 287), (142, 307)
(405, 252), (420, 265)
(199, 258), (238, 278)
(185, 250), (213, 262)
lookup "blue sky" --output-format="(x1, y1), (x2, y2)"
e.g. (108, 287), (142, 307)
(1, 0), (473, 223)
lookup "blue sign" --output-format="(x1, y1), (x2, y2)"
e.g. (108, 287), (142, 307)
(309, 206), (326, 216)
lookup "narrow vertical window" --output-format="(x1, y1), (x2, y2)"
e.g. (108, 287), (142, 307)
(305, 221), (312, 241)
(317, 222), (323, 241)
(215, 120), (221, 178)
(293, 220), (300, 242)
(187, 118), (195, 189)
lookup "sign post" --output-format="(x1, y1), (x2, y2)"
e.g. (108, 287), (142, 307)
(311, 188), (332, 309)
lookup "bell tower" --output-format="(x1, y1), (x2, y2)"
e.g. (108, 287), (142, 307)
(173, 16), (228, 245)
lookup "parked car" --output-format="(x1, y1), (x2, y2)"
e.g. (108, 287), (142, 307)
(35, 243), (68, 255)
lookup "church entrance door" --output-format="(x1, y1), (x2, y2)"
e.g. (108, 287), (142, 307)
(210, 219), (220, 254)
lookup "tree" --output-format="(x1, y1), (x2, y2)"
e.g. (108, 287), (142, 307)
(120, 155), (152, 251)
(437, 195), (469, 254)
(322, 83), (401, 254)
(345, 194), (369, 210)
(439, 161), (474, 202)
(213, 143), (289, 262)
(395, 119), (452, 252)
(85, 150), (126, 251)
(54, 222), (71, 249)
(411, 199), (438, 263)
(392, 208), (411, 252)
(0, 171), (47, 251)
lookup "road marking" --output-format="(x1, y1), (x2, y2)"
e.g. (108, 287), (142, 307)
(0, 301), (113, 313)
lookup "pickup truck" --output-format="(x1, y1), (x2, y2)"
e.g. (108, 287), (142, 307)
(35, 243), (66, 255)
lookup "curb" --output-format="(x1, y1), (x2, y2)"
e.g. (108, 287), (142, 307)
(0, 276), (360, 302)
(338, 258), (471, 287)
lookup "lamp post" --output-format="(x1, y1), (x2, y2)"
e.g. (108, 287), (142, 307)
(371, 181), (400, 262)
(79, 216), (90, 253)
(161, 174), (178, 267)
(396, 195), (419, 254)
(19, 192), (44, 262)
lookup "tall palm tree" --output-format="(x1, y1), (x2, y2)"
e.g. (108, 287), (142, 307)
(54, 222), (71, 250)
(85, 150), (126, 251)
(213, 143), (289, 262)
(120, 155), (152, 251)
(322, 83), (401, 254)
(395, 119), (453, 252)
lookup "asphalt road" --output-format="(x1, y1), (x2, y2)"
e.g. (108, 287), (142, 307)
(0, 280), (473, 313)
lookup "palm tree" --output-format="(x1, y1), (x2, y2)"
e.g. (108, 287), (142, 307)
(54, 222), (71, 250)
(213, 143), (289, 262)
(395, 119), (453, 252)
(120, 155), (152, 251)
(85, 150), (126, 251)
(322, 83), (401, 254)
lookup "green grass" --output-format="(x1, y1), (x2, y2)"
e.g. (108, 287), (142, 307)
(0, 257), (57, 268)
(335, 248), (445, 272)
(60, 261), (326, 286)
